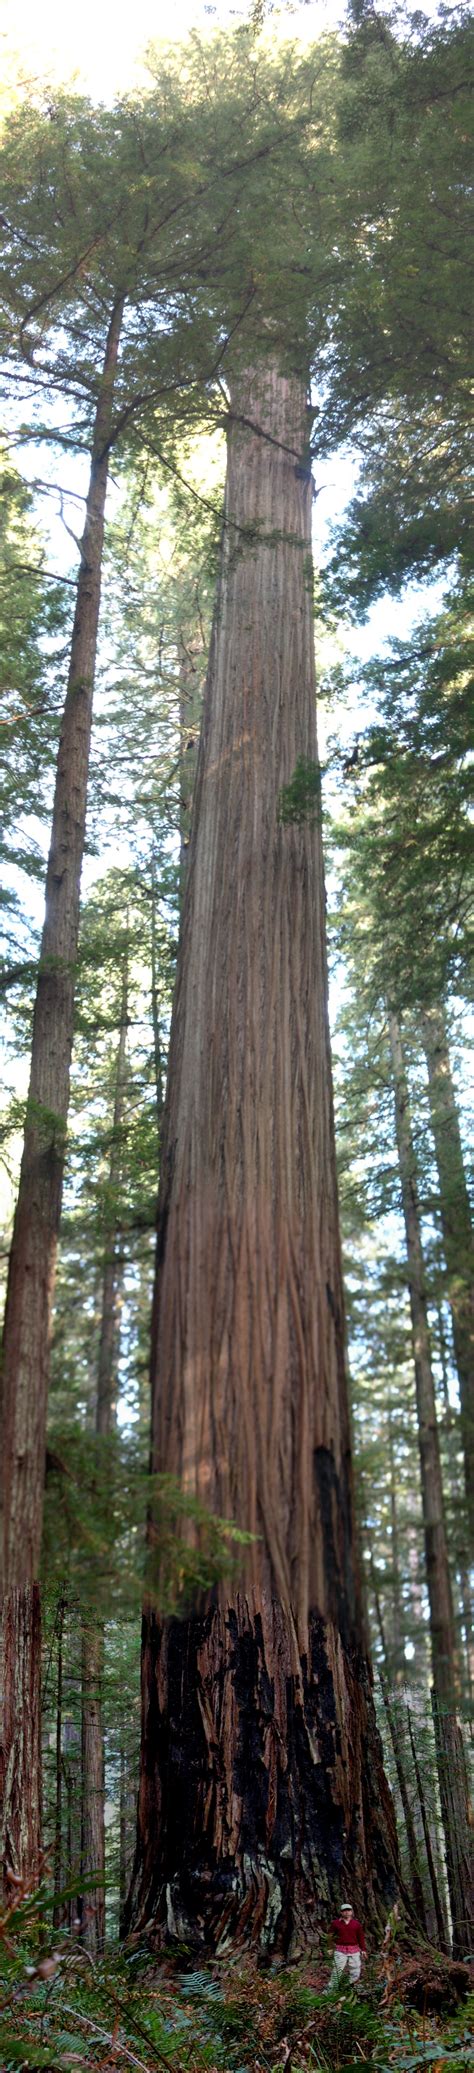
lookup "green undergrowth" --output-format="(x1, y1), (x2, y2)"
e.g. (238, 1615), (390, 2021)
(1, 1888), (473, 2072)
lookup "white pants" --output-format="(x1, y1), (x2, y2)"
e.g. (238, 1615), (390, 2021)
(329, 1948), (361, 1988)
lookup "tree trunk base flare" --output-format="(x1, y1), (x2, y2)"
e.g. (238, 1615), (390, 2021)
(125, 1593), (398, 1953)
(1, 1584), (42, 1891)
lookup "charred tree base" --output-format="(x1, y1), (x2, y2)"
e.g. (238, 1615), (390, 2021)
(1, 1583), (42, 1893)
(125, 1593), (398, 1953)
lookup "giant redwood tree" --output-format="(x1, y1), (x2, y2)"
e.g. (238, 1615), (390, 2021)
(0, 68), (271, 1886)
(127, 356), (398, 1951)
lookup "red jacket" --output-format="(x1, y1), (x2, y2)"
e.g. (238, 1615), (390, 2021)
(331, 1915), (366, 1953)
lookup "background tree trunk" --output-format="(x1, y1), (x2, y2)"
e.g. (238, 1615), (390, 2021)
(126, 362), (398, 1954)
(0, 295), (124, 1890)
(81, 1627), (105, 1952)
(81, 950), (128, 1953)
(388, 1008), (474, 1957)
(370, 1563), (427, 1933)
(406, 1704), (449, 1951)
(421, 1001), (474, 1551)
(53, 1594), (65, 1928)
(150, 851), (165, 1137)
(178, 631), (203, 904)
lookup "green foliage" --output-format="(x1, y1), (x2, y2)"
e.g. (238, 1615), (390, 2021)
(2, 1916), (470, 2073)
(42, 1430), (250, 1619)
(0, 450), (67, 974)
(318, 10), (473, 464)
(278, 757), (322, 827)
(323, 575), (473, 1015)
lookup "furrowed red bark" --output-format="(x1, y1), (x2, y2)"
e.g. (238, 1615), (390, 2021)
(126, 364), (398, 1953)
(0, 294), (124, 1889)
(421, 1002), (474, 1553)
(388, 1008), (474, 1959)
(2, 1585), (42, 1890)
(80, 1626), (105, 1953)
(81, 952), (128, 1952)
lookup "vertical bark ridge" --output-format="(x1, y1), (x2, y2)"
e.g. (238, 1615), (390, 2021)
(127, 364), (397, 1949)
(2, 1586), (42, 1889)
(152, 367), (355, 1637)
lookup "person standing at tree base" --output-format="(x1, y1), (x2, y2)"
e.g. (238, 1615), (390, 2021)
(328, 1901), (367, 1988)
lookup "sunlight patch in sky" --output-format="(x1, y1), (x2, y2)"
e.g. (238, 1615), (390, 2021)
(1, 0), (344, 103)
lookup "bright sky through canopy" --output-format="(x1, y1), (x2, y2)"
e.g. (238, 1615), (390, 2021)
(1, 0), (343, 102)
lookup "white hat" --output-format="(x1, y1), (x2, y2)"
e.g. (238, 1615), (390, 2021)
(341, 1901), (353, 1912)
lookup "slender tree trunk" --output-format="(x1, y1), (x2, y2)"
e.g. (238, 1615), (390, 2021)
(421, 1002), (474, 1551)
(150, 851), (165, 1136)
(62, 1759), (74, 1929)
(387, 1409), (405, 1682)
(96, 952), (128, 1439)
(388, 1009), (474, 1958)
(435, 1299), (452, 1419)
(127, 364), (398, 1954)
(119, 1745), (128, 1923)
(0, 295), (124, 1890)
(53, 1594), (65, 1928)
(458, 1563), (474, 1728)
(81, 1626), (105, 1952)
(81, 954), (128, 1953)
(406, 1705), (449, 1952)
(370, 1565), (427, 1932)
(432, 1303), (472, 1720)
(178, 632), (203, 904)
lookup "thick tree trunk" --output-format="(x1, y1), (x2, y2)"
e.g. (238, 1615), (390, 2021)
(81, 953), (128, 1951)
(388, 1009), (474, 1958)
(0, 294), (124, 1889)
(127, 364), (398, 1953)
(421, 1002), (474, 1551)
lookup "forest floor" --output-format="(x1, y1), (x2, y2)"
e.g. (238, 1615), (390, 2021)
(1, 1898), (474, 2073)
